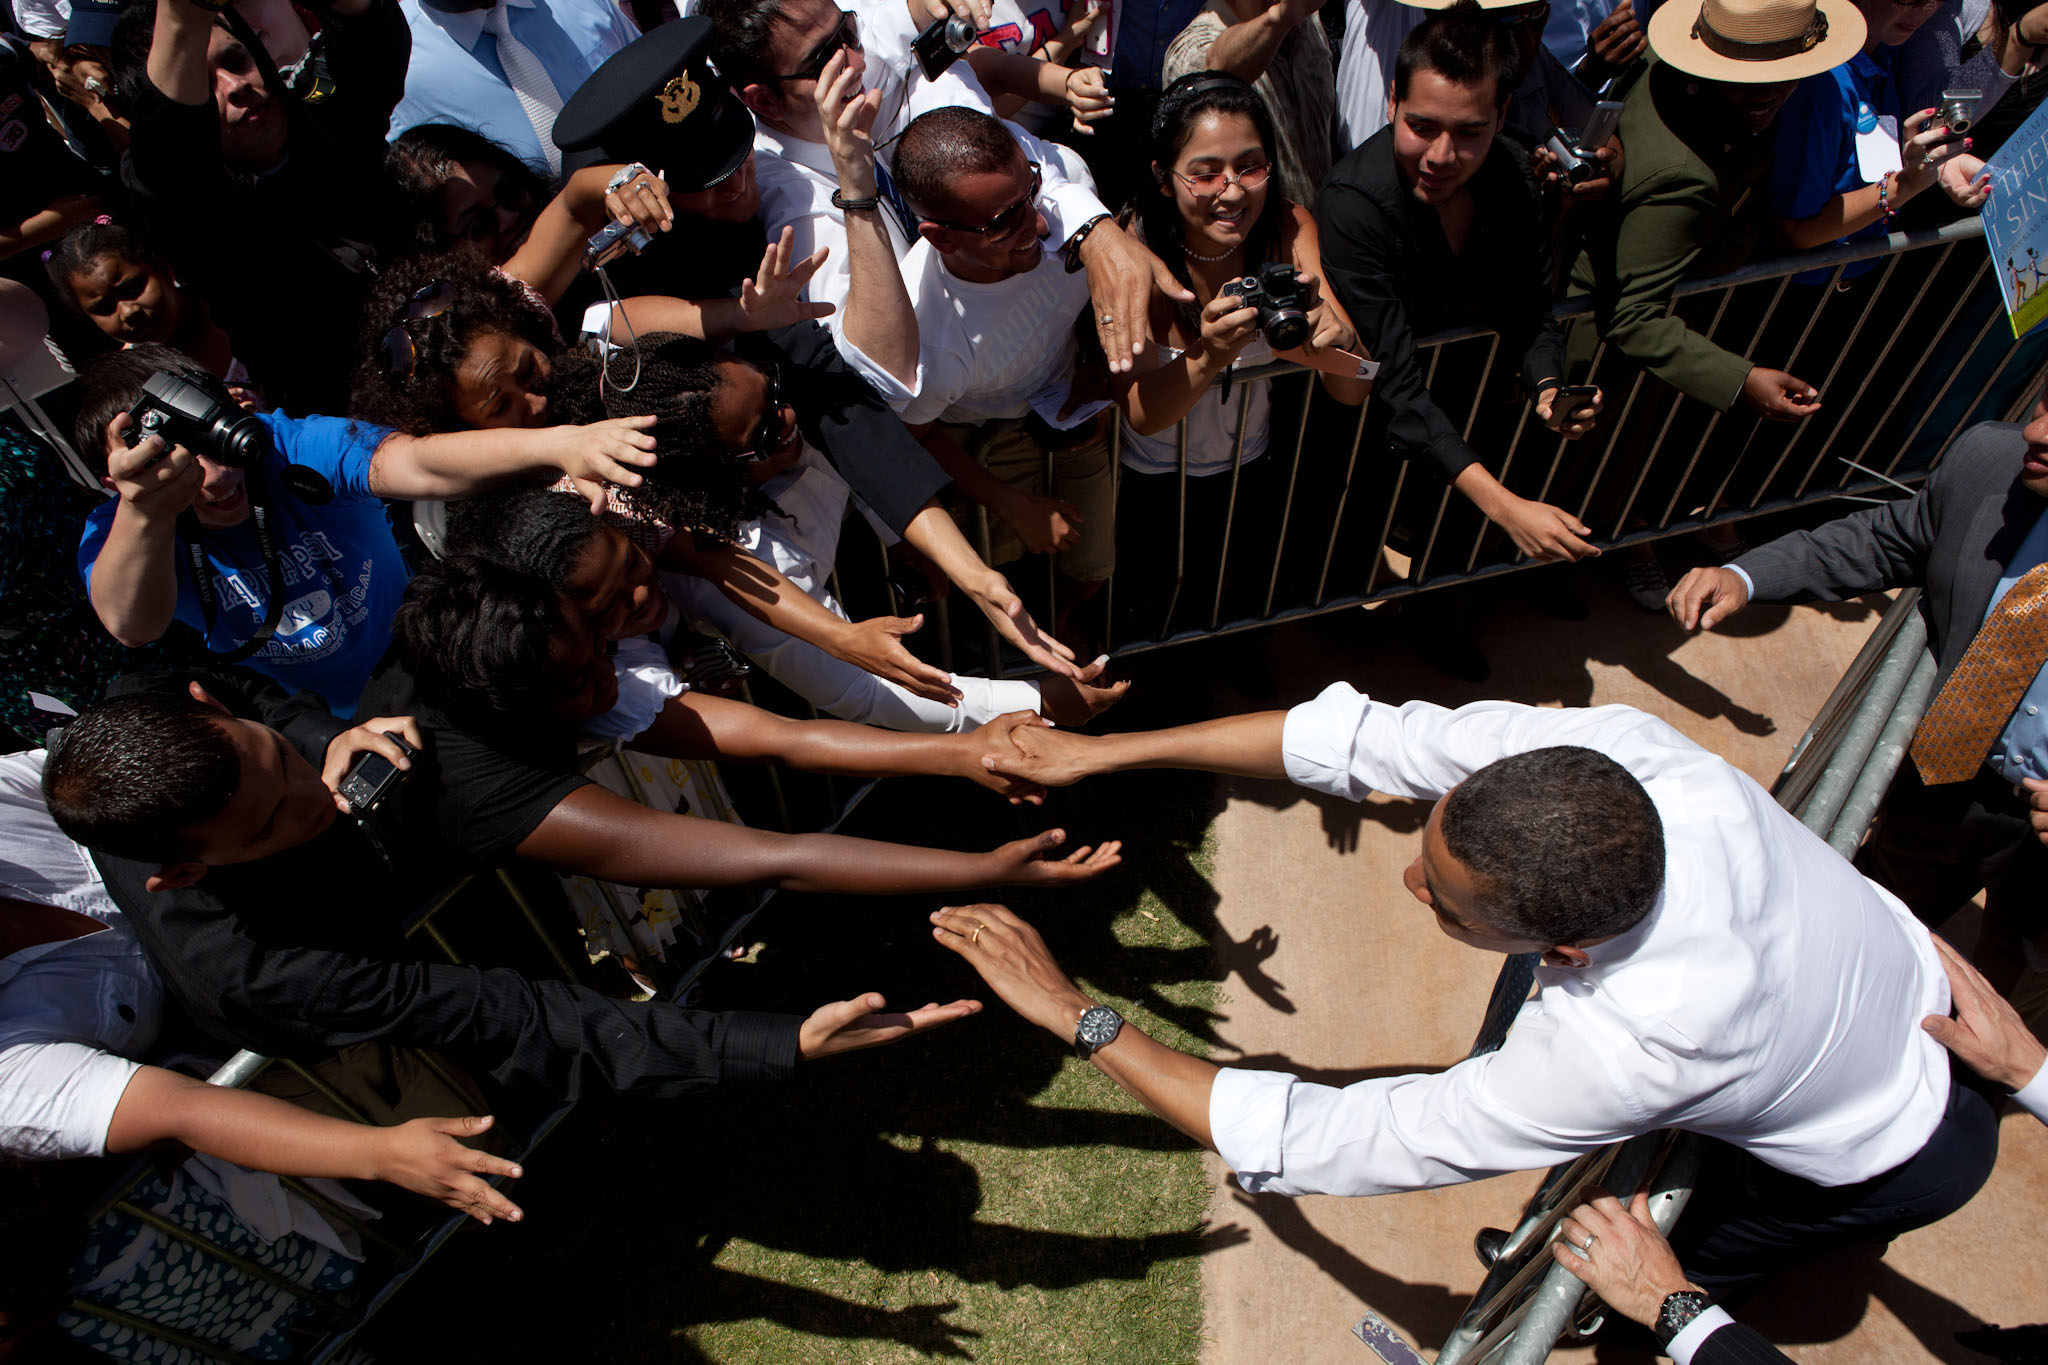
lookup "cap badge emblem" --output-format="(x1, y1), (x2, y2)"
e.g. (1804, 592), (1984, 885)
(658, 74), (701, 124)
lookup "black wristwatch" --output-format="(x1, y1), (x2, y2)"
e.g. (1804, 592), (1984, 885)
(1074, 1003), (1123, 1058)
(1653, 1290), (1713, 1348)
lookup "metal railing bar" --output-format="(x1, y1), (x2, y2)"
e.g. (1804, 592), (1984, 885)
(1788, 251), (1935, 498)
(1734, 262), (1848, 509)
(1312, 391), (1376, 606)
(1209, 384), (1257, 630)
(1883, 257), (2000, 473)
(279, 1059), (372, 1126)
(1826, 649), (1939, 857)
(274, 1175), (410, 1259)
(1756, 257), (1899, 499)
(1567, 368), (1647, 529)
(1263, 371), (1317, 616)
(1157, 417), (1192, 640)
(1695, 274), (1796, 519)
(491, 868), (587, 983)
(63, 1298), (268, 1365)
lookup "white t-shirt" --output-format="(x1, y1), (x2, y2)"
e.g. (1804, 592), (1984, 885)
(0, 750), (119, 922)
(0, 921), (161, 1160)
(1334, 0), (1419, 153)
(895, 243), (1095, 427)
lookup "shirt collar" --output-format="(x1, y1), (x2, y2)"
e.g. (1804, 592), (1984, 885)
(430, 0), (538, 55)
(753, 123), (834, 179)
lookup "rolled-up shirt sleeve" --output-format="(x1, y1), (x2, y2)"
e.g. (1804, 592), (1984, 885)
(0, 1040), (141, 1160)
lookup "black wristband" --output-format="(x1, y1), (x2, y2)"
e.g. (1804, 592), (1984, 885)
(831, 190), (881, 213)
(1063, 212), (1112, 273)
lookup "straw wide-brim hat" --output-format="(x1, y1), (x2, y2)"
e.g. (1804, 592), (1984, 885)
(1649, 0), (1864, 82)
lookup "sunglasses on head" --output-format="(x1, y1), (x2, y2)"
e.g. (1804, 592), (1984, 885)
(773, 9), (860, 82)
(380, 279), (456, 376)
(921, 161), (1043, 238)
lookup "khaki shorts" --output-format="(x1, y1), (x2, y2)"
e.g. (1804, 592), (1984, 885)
(938, 412), (1116, 582)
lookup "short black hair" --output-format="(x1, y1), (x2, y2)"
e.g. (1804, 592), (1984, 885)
(1394, 0), (1519, 110)
(445, 486), (605, 589)
(893, 105), (1025, 223)
(42, 691), (241, 863)
(394, 554), (565, 732)
(44, 217), (168, 320)
(1438, 746), (1665, 945)
(73, 343), (235, 476)
(701, 0), (789, 89)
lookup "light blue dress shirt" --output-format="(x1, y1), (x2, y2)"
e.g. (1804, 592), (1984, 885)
(389, 0), (640, 171)
(1986, 502), (2048, 785)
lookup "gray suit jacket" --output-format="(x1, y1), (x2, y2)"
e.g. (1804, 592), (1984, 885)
(1735, 422), (2048, 692)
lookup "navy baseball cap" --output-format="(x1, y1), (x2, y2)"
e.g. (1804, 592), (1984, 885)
(552, 18), (755, 193)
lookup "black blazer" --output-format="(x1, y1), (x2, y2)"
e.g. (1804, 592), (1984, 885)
(1734, 421), (2048, 694)
(1695, 1320), (1796, 1365)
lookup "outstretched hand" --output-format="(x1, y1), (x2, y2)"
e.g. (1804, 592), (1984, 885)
(738, 226), (835, 332)
(1665, 565), (1750, 631)
(835, 612), (962, 705)
(960, 572), (1082, 679)
(930, 903), (1094, 1038)
(985, 827), (1123, 884)
(373, 1114), (525, 1226)
(799, 992), (982, 1060)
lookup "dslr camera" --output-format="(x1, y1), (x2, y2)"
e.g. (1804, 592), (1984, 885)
(122, 371), (273, 468)
(913, 13), (975, 80)
(1220, 262), (1312, 351)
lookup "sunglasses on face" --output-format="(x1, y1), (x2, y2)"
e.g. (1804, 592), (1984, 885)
(379, 279), (456, 376)
(1173, 161), (1273, 198)
(773, 10), (860, 83)
(921, 162), (1043, 238)
(739, 363), (789, 462)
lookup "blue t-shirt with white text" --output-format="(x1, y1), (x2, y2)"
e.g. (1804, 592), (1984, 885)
(79, 412), (405, 716)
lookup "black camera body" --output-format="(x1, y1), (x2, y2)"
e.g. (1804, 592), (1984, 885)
(1543, 98), (1625, 188)
(122, 371), (273, 469)
(339, 733), (418, 816)
(1220, 262), (1312, 351)
(913, 13), (975, 80)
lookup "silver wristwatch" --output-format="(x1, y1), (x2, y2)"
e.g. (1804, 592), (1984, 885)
(1074, 1003), (1123, 1058)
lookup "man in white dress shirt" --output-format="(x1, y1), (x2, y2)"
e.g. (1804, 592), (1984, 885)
(948, 684), (2000, 1301)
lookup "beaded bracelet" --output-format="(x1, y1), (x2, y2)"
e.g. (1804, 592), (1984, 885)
(1877, 171), (1896, 220)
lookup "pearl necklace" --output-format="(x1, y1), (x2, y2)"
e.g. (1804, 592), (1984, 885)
(1184, 239), (1238, 262)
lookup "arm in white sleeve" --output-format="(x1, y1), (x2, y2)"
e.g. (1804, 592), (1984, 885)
(1668, 1307), (1742, 1365)
(1279, 683), (1698, 804)
(1209, 1004), (1643, 1196)
(0, 1040), (142, 1160)
(2013, 1058), (2048, 1124)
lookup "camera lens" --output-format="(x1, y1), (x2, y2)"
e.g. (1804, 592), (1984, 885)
(944, 16), (974, 51)
(1263, 310), (1310, 351)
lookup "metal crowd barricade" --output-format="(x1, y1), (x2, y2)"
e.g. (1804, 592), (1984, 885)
(1356, 590), (1939, 1364)
(955, 216), (2034, 674)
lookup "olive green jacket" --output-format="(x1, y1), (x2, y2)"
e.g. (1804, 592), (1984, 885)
(1567, 61), (1778, 411)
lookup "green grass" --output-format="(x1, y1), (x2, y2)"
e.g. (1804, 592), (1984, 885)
(354, 746), (1230, 1365)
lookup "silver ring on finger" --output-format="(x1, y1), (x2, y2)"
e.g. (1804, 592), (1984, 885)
(1099, 312), (1115, 324)
(1577, 1234), (1596, 1255)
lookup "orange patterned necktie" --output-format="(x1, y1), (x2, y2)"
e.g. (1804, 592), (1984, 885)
(1910, 561), (2048, 785)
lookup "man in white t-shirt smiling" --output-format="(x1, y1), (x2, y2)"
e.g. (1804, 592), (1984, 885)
(890, 105), (1114, 641)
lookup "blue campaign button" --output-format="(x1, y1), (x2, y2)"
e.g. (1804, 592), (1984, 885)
(1856, 102), (1878, 134)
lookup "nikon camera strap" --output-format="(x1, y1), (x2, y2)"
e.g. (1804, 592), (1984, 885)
(180, 461), (285, 664)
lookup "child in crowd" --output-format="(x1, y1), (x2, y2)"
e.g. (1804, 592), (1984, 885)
(45, 216), (261, 408)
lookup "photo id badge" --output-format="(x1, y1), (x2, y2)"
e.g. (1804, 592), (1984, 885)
(1855, 104), (1903, 182)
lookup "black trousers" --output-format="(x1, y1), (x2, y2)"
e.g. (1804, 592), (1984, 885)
(1670, 1062), (2001, 1305)
(1857, 763), (2047, 938)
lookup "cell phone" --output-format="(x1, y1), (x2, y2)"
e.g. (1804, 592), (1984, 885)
(913, 12), (976, 80)
(338, 733), (418, 815)
(1552, 383), (1599, 402)
(1576, 99), (1624, 154)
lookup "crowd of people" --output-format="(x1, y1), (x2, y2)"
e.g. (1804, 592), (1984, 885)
(0, 0), (2045, 1352)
